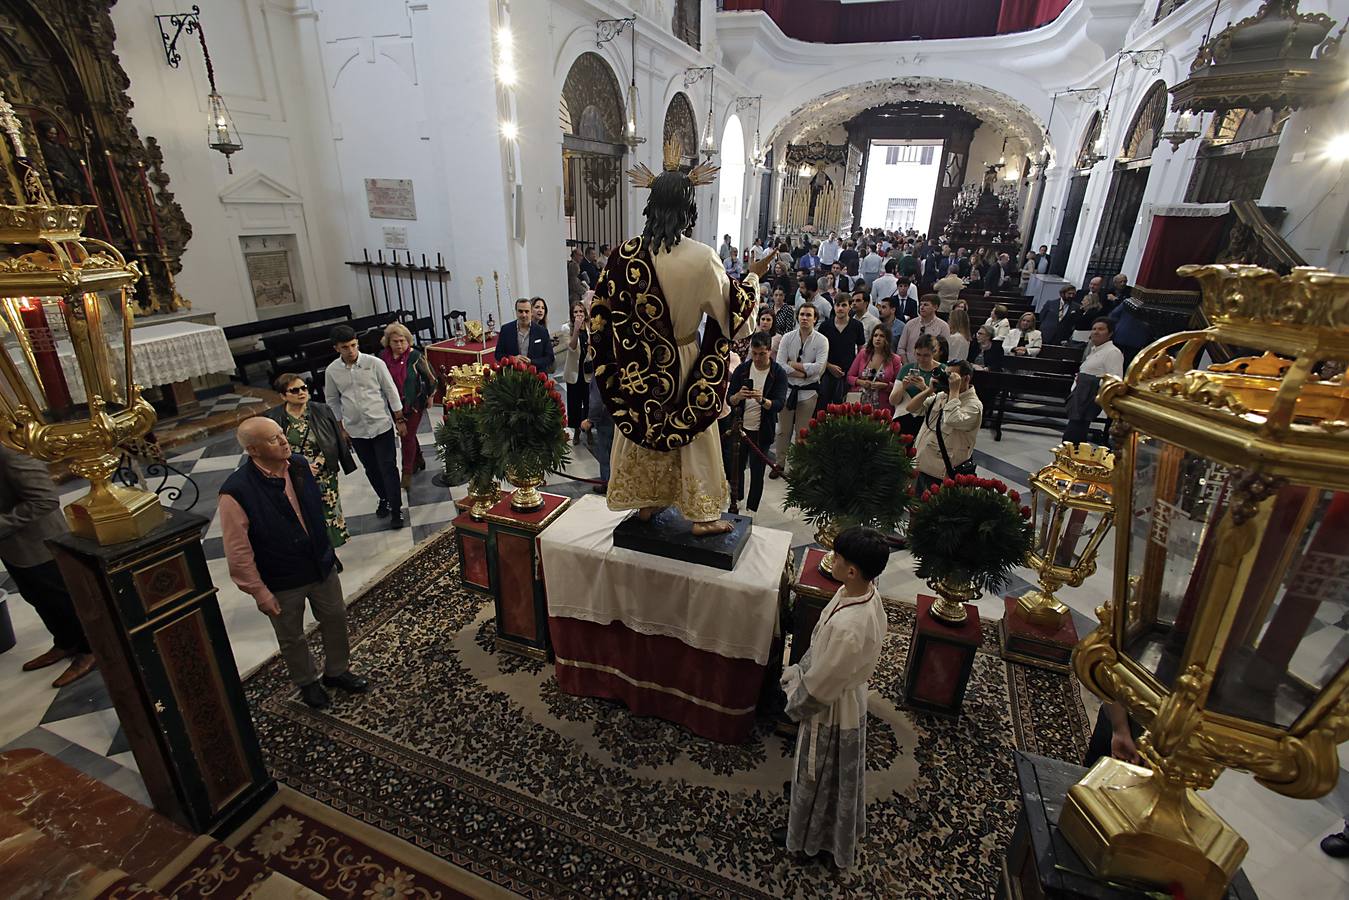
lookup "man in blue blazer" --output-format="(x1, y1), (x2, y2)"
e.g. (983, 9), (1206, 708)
(495, 297), (555, 372)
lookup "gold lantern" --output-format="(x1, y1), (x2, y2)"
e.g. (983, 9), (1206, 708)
(1063, 264), (1349, 899)
(1018, 442), (1116, 627)
(0, 205), (162, 543)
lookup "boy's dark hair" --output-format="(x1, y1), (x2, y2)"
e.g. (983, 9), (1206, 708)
(749, 331), (772, 349)
(833, 526), (890, 581)
(330, 324), (356, 345)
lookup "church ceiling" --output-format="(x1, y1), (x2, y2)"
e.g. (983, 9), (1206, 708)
(770, 77), (1044, 153)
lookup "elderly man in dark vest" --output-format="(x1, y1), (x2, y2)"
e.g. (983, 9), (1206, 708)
(219, 417), (367, 709)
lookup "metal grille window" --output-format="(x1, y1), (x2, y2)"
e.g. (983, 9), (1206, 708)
(1153, 0), (1192, 24)
(884, 198), (918, 231)
(884, 145), (935, 165)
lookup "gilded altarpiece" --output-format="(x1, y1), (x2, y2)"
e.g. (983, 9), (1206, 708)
(0, 0), (191, 313)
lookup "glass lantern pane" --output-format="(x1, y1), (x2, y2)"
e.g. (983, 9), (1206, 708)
(1122, 434), (1238, 688)
(1051, 507), (1108, 570)
(1208, 488), (1349, 729)
(91, 290), (131, 408)
(1035, 489), (1056, 551)
(2, 296), (78, 422)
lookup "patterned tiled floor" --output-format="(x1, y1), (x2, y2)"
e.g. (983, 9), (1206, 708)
(1, 413), (1345, 898)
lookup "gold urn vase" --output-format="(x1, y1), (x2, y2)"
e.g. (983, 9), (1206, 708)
(505, 465), (545, 512)
(813, 519), (844, 580)
(927, 574), (979, 625)
(1063, 264), (1349, 899)
(466, 476), (501, 521)
(0, 205), (162, 544)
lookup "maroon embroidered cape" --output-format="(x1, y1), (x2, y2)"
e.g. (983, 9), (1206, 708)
(589, 236), (756, 452)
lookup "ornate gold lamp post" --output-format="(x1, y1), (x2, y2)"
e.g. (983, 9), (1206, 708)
(1063, 264), (1349, 899)
(0, 205), (162, 543)
(1019, 442), (1115, 627)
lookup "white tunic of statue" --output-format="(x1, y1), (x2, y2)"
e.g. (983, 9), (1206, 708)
(605, 238), (755, 523)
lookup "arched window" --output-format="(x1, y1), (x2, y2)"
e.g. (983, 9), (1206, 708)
(1119, 81), (1168, 163)
(1075, 112), (1103, 170)
(560, 52), (626, 143)
(560, 53), (628, 252)
(663, 93), (699, 171)
(716, 115), (746, 248)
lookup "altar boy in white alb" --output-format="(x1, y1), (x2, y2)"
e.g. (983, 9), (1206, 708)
(776, 526), (890, 868)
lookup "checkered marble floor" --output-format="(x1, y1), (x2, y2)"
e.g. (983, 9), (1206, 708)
(1, 415), (1345, 898)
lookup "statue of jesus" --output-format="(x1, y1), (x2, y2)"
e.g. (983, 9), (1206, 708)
(589, 142), (775, 536)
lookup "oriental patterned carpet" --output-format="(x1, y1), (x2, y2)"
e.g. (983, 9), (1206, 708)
(242, 527), (1091, 898)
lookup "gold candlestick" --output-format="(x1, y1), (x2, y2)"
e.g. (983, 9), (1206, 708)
(492, 270), (502, 335)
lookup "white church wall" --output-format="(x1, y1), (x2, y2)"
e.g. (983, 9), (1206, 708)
(110, 0), (345, 327)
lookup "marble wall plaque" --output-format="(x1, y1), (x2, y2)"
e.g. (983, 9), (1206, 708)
(365, 178), (416, 220)
(383, 226), (408, 249)
(244, 250), (297, 309)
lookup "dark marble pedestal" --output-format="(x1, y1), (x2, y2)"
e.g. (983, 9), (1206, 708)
(48, 508), (274, 835)
(1001, 751), (1258, 899)
(611, 507), (752, 570)
(901, 594), (980, 718)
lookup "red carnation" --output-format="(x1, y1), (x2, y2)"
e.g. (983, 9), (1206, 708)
(1020, 506), (1032, 517)
(930, 484), (941, 494)
(994, 483), (1006, 494)
(889, 422), (901, 432)
(861, 404), (874, 415)
(902, 434), (914, 445)
(828, 404), (840, 414)
(850, 403), (862, 414)
(1009, 490), (1021, 503)
(535, 372), (547, 382)
(906, 447), (916, 458)
(921, 490), (932, 502)
(799, 428), (808, 439)
(943, 478), (955, 487)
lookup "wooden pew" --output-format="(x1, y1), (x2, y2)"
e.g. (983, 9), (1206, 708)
(1003, 354), (1080, 377)
(222, 304), (351, 385)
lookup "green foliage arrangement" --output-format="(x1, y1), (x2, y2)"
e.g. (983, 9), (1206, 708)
(434, 395), (500, 487)
(783, 401), (916, 533)
(478, 359), (572, 477)
(907, 474), (1034, 595)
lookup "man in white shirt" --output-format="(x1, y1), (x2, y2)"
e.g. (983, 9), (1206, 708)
(751, 238), (770, 263)
(794, 279), (832, 323)
(871, 258), (899, 307)
(772, 304), (829, 477)
(898, 296), (952, 362)
(850, 289), (880, 338)
(325, 325), (407, 529)
(1063, 317), (1124, 444)
(1078, 317), (1125, 381)
(818, 231), (841, 267)
(859, 246), (883, 285)
(720, 234), (735, 265)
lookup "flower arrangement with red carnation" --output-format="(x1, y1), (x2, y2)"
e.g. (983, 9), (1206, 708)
(434, 393), (500, 488)
(477, 359), (572, 478)
(783, 401), (916, 534)
(906, 473), (1033, 595)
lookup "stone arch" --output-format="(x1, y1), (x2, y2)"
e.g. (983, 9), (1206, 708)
(559, 51), (625, 143)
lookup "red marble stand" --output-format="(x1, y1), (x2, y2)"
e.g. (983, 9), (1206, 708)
(775, 547), (840, 736)
(998, 596), (1080, 673)
(788, 546), (840, 667)
(902, 594), (981, 719)
(427, 335), (498, 376)
(452, 511), (491, 595)
(484, 491), (570, 660)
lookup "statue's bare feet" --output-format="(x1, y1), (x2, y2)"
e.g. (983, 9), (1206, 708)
(638, 506), (664, 522)
(690, 519), (734, 537)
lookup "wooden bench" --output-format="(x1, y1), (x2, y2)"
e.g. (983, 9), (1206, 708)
(974, 369), (1073, 441)
(1003, 354), (1080, 377)
(222, 304), (351, 385)
(1038, 344), (1083, 362)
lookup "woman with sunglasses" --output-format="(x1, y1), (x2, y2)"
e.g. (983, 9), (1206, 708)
(265, 373), (356, 548)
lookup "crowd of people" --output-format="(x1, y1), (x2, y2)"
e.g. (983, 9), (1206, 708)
(558, 228), (1141, 511)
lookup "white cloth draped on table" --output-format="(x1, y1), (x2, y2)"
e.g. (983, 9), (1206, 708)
(538, 495), (790, 665)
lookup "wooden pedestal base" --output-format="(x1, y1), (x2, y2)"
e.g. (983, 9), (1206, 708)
(49, 509), (274, 835)
(999, 596), (1079, 673)
(485, 491), (570, 660)
(452, 511), (491, 594)
(902, 594), (981, 718)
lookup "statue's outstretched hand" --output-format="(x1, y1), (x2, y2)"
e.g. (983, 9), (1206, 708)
(747, 249), (777, 279)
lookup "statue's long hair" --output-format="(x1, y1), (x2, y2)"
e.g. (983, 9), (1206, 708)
(641, 171), (697, 255)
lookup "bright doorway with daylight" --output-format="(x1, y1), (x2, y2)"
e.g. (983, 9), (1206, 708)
(859, 140), (943, 234)
(715, 114), (746, 252)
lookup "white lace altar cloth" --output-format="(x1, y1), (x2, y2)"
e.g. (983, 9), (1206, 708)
(539, 494), (790, 665)
(54, 321), (236, 404)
